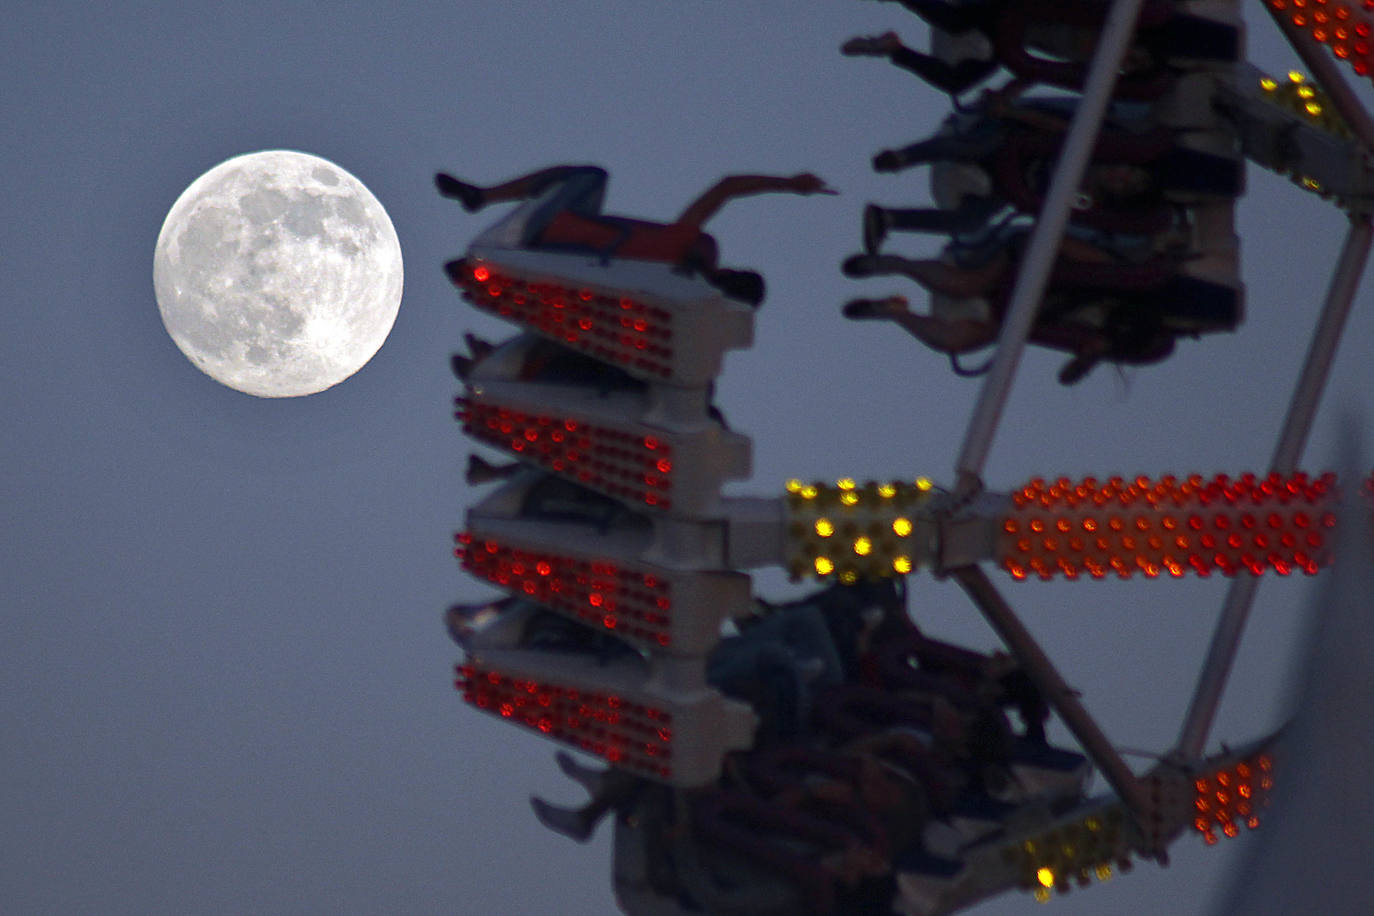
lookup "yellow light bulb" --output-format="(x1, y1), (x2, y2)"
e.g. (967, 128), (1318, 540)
(893, 517), (913, 537)
(814, 556), (834, 575)
(785, 478), (803, 493)
(1288, 70), (1305, 83)
(1036, 867), (1055, 889)
(1260, 76), (1278, 91)
(840, 491), (859, 506)
(916, 477), (933, 491)
(853, 536), (872, 556)
(837, 477), (856, 490)
(800, 485), (818, 500)
(878, 483), (897, 498)
(839, 569), (858, 584)
(815, 518), (835, 538)
(1305, 101), (1323, 116)
(1297, 84), (1316, 99)
(893, 555), (913, 574)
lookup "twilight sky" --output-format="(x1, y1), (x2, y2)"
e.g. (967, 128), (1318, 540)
(4, 3), (1371, 914)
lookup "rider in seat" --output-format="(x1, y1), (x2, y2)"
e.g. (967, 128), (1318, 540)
(437, 164), (834, 306)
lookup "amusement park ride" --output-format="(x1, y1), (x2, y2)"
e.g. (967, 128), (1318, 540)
(441, 2), (1374, 913)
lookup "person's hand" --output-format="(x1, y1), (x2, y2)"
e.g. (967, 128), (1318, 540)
(789, 173), (837, 195)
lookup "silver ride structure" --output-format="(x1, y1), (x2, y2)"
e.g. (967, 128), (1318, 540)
(440, 2), (1374, 913)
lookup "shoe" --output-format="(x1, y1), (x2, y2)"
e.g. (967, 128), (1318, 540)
(435, 173), (486, 212)
(841, 32), (898, 56)
(843, 296), (908, 320)
(466, 454), (516, 485)
(555, 750), (610, 795)
(711, 269), (765, 306)
(872, 150), (904, 173)
(863, 204), (889, 253)
(443, 258), (469, 285)
(842, 254), (879, 278)
(1056, 353), (1099, 385)
(463, 331), (495, 360)
(530, 796), (594, 843)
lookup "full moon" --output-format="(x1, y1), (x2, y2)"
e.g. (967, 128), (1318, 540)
(153, 150), (403, 397)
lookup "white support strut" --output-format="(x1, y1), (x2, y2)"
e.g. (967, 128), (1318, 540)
(1177, 217), (1373, 759)
(954, 0), (1149, 496)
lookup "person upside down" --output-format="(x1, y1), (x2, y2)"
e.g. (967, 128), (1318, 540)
(437, 165), (834, 306)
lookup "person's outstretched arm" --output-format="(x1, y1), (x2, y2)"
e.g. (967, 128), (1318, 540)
(674, 173), (834, 228)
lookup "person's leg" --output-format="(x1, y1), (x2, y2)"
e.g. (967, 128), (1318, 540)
(889, 46), (996, 95)
(435, 164), (608, 226)
(873, 123), (1005, 172)
(518, 166), (611, 245)
(893, 0), (986, 34)
(842, 252), (1008, 297)
(864, 198), (1005, 247)
(843, 296), (997, 353)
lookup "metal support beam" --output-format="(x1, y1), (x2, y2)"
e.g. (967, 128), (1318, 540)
(954, 0), (1146, 497)
(1176, 218), (1373, 759)
(953, 567), (1157, 840)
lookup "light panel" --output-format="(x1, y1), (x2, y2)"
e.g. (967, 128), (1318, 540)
(1000, 807), (1130, 901)
(998, 472), (1335, 581)
(453, 259), (676, 377)
(455, 649), (755, 786)
(457, 661), (675, 780)
(447, 253), (753, 387)
(458, 398), (677, 510)
(456, 531), (673, 647)
(782, 477), (937, 581)
(1268, 1), (1374, 81)
(455, 529), (750, 655)
(1193, 751), (1275, 845)
(1256, 68), (1352, 137)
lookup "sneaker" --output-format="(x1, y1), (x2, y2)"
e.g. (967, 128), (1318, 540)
(840, 32), (898, 56)
(872, 150), (904, 173)
(863, 204), (889, 253)
(842, 254), (879, 278)
(711, 269), (765, 306)
(1057, 353), (1099, 385)
(530, 796), (594, 843)
(434, 173), (485, 212)
(843, 296), (907, 320)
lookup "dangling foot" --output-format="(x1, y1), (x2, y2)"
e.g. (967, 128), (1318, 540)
(843, 252), (931, 280)
(841, 32), (900, 56)
(841, 254), (883, 278)
(710, 268), (766, 306)
(554, 750), (611, 795)
(465, 454), (519, 485)
(843, 295), (909, 320)
(1057, 352), (1100, 385)
(530, 796), (595, 843)
(435, 173), (486, 212)
(863, 204), (890, 253)
(463, 332), (495, 361)
(872, 149), (905, 173)
(443, 258), (469, 285)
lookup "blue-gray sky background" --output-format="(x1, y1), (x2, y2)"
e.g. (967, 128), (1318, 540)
(3, 3), (1368, 914)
